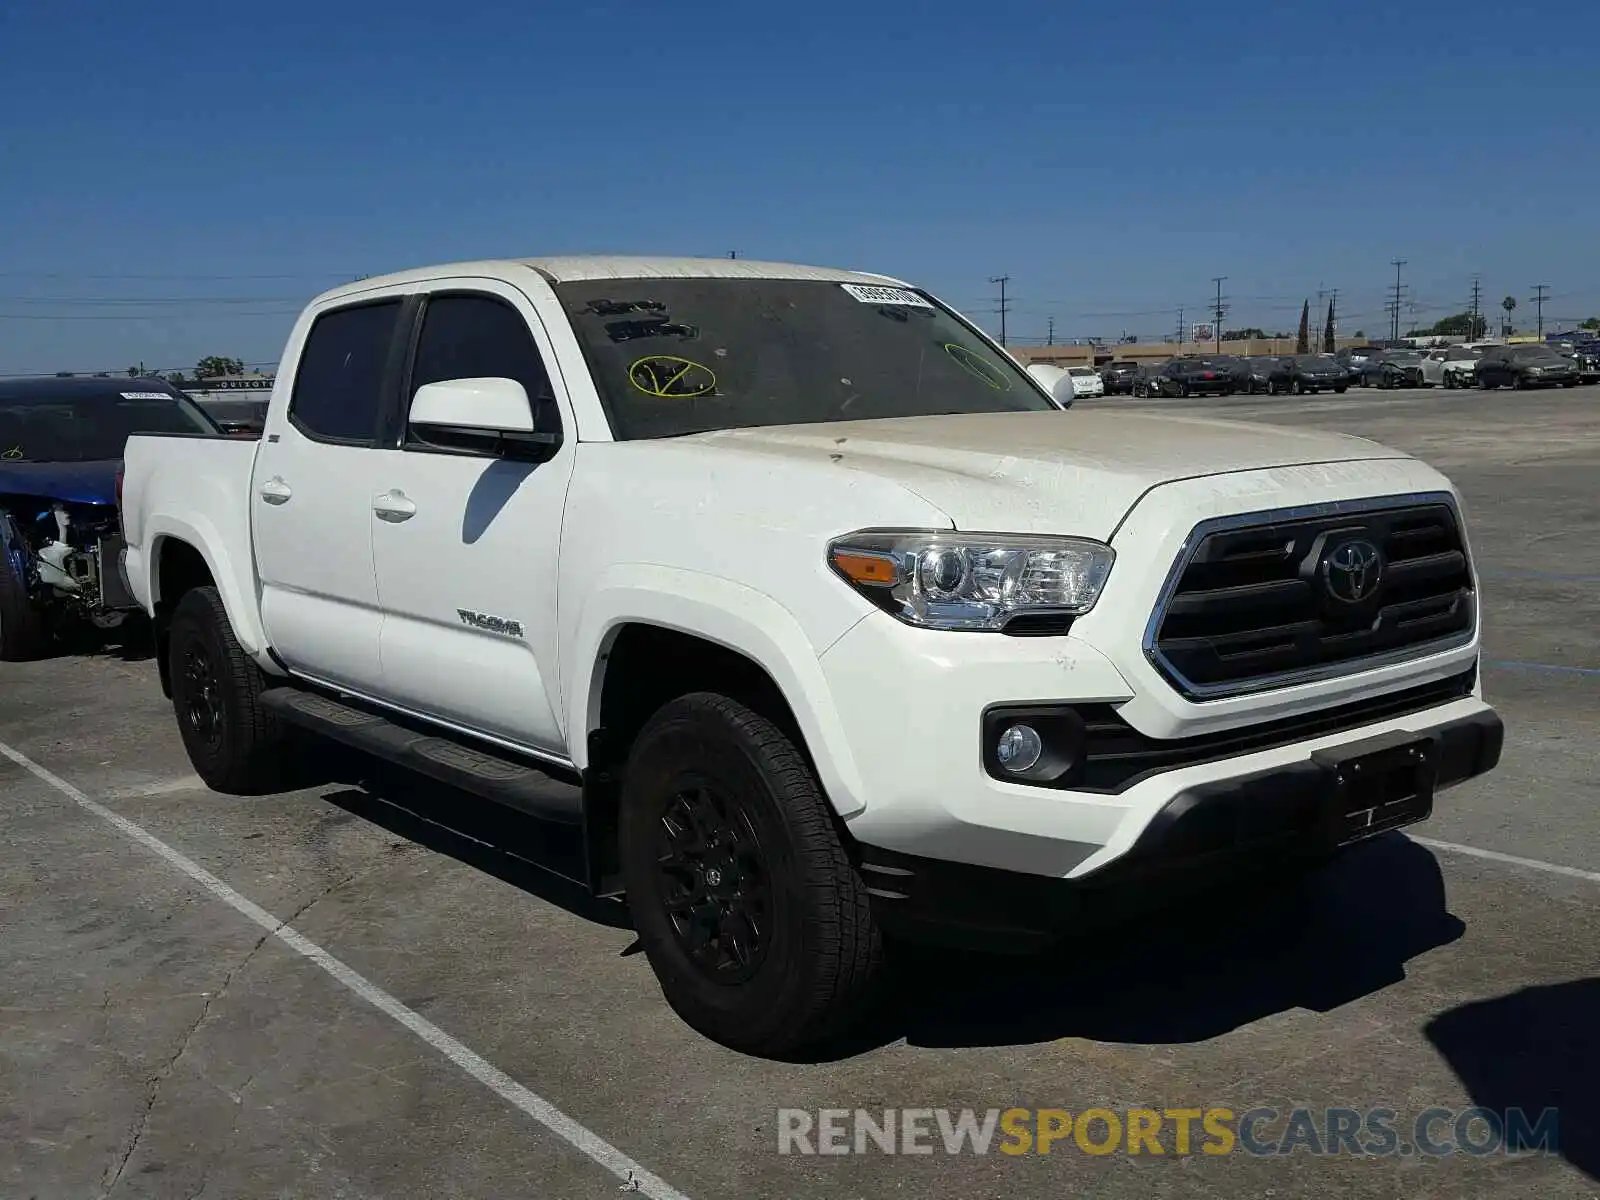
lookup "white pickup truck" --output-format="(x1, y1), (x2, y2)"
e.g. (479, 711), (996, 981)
(120, 256), (1503, 1055)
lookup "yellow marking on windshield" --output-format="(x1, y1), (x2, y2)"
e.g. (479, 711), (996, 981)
(628, 355), (718, 398)
(943, 343), (1011, 391)
(2, 446), (21, 460)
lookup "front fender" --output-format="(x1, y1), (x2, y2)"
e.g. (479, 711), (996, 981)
(565, 563), (870, 818)
(137, 514), (269, 661)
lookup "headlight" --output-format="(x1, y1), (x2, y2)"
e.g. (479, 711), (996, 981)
(1528, 367), (1545, 375)
(827, 530), (1115, 631)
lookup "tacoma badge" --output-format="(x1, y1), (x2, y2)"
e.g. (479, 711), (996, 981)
(456, 608), (525, 638)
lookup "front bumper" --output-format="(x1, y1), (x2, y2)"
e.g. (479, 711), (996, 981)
(857, 705), (1502, 950)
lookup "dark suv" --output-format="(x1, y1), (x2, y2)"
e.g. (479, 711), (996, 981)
(1334, 345), (1387, 385)
(1242, 357), (1279, 394)
(1363, 350), (1427, 389)
(1098, 360), (1140, 395)
(1266, 355), (1350, 395)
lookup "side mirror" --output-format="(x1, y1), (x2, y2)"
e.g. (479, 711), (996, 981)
(1025, 363), (1074, 408)
(408, 377), (560, 460)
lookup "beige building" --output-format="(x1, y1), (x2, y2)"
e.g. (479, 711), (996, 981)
(1010, 336), (1371, 368)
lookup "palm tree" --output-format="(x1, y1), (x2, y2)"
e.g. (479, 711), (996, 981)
(1501, 295), (1517, 335)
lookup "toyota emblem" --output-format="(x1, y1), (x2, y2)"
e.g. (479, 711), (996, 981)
(1323, 538), (1384, 603)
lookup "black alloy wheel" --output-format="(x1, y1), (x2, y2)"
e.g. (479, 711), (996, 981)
(655, 780), (772, 984)
(180, 642), (225, 751)
(167, 586), (285, 793)
(619, 692), (884, 1056)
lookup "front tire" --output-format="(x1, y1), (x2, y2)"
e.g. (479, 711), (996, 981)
(0, 550), (49, 662)
(619, 692), (883, 1057)
(167, 586), (286, 793)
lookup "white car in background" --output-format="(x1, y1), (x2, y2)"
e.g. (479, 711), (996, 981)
(1066, 366), (1105, 399)
(1420, 345), (1486, 389)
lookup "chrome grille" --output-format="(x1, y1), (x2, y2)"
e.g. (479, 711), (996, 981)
(1145, 495), (1476, 698)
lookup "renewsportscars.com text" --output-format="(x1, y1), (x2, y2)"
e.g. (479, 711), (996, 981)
(776, 1106), (1560, 1158)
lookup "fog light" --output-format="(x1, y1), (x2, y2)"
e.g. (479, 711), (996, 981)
(996, 724), (1044, 773)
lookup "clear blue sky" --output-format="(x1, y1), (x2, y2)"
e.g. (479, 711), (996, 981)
(2, 0), (1596, 375)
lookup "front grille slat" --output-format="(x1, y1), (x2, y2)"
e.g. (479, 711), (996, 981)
(1147, 498), (1476, 698)
(1164, 579), (1311, 619)
(1074, 666), (1477, 792)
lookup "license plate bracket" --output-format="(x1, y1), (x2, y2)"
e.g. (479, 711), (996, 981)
(1311, 731), (1438, 847)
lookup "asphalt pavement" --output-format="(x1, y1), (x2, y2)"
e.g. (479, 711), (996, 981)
(2, 384), (1596, 1199)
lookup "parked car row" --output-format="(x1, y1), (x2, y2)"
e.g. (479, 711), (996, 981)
(1077, 337), (1599, 399)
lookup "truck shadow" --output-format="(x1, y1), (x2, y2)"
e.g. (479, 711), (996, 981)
(305, 750), (1465, 1058)
(308, 753), (632, 933)
(835, 833), (1465, 1057)
(1424, 978), (1599, 1181)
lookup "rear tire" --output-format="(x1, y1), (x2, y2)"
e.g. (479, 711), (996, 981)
(0, 550), (48, 662)
(167, 586), (286, 794)
(619, 692), (884, 1057)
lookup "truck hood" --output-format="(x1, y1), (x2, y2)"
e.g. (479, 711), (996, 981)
(0, 459), (120, 506)
(692, 411), (1408, 538)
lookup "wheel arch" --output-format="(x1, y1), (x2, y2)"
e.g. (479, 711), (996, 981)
(566, 568), (869, 821)
(145, 520), (273, 696)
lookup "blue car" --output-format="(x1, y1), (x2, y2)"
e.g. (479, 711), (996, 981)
(0, 376), (221, 659)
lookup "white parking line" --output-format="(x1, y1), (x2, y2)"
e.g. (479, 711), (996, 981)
(0, 739), (691, 1200)
(1411, 836), (1600, 885)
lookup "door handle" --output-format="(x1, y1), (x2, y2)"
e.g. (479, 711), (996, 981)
(373, 490), (417, 522)
(258, 477), (293, 505)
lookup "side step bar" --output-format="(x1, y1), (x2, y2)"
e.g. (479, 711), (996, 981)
(260, 687), (584, 826)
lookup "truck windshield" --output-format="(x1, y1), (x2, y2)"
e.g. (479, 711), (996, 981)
(554, 278), (1055, 440)
(0, 394), (216, 463)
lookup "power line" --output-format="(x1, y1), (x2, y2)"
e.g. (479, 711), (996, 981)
(1211, 276), (1227, 353)
(1388, 259), (1408, 343)
(1532, 284), (1550, 337)
(989, 275), (1011, 346)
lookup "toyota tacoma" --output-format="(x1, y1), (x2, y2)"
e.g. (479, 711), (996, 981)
(118, 257), (1503, 1055)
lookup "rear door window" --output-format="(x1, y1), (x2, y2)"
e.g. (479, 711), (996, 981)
(288, 300), (403, 444)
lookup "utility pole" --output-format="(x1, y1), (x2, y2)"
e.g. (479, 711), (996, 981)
(1175, 307), (1185, 351)
(1470, 276), (1482, 339)
(1212, 276), (1227, 353)
(728, 250), (738, 259)
(990, 275), (1011, 346)
(1532, 284), (1549, 337)
(1389, 259), (1407, 343)
(1046, 315), (1055, 346)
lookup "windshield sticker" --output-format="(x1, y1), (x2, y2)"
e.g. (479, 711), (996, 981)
(583, 299), (666, 316)
(605, 318), (701, 344)
(119, 391), (172, 400)
(839, 283), (932, 308)
(2, 446), (21, 460)
(628, 355), (718, 399)
(942, 343), (1012, 391)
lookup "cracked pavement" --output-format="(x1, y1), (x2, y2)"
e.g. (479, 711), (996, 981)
(1, 385), (1598, 1198)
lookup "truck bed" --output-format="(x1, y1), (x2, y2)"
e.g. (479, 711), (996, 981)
(121, 431), (268, 655)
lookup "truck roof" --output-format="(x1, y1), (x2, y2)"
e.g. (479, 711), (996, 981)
(311, 256), (911, 306)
